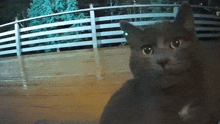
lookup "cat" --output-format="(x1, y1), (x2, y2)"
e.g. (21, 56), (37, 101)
(99, 1), (220, 124)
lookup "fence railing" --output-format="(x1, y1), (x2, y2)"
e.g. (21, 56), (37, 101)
(0, 4), (220, 57)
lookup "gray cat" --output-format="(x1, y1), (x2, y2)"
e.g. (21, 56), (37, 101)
(99, 2), (220, 124)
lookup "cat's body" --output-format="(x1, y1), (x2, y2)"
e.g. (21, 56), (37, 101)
(99, 2), (220, 124)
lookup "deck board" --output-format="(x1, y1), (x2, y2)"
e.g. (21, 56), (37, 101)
(0, 46), (133, 124)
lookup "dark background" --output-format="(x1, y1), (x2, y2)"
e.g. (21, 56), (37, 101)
(0, 0), (219, 26)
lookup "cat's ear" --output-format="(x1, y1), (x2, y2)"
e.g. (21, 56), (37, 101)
(120, 21), (142, 41)
(174, 1), (195, 33)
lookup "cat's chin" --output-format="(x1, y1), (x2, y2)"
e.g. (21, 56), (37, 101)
(164, 69), (187, 75)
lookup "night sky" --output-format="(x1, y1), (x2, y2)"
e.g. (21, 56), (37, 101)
(0, 0), (219, 25)
(0, 0), (30, 24)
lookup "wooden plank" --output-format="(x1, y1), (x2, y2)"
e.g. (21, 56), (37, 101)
(95, 20), (162, 30)
(196, 27), (220, 31)
(0, 49), (17, 55)
(21, 33), (92, 46)
(0, 36), (15, 43)
(195, 20), (220, 25)
(0, 30), (15, 37)
(0, 43), (16, 49)
(98, 38), (126, 44)
(21, 26), (92, 39)
(95, 13), (174, 22)
(96, 30), (122, 37)
(22, 41), (93, 53)
(20, 19), (91, 32)
(197, 33), (220, 38)
(194, 14), (220, 19)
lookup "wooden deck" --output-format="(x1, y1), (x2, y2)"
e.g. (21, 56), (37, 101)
(0, 46), (133, 124)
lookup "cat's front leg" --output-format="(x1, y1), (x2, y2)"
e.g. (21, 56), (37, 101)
(178, 101), (220, 124)
(178, 103), (195, 121)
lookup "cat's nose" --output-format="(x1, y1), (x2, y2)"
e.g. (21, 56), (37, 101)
(157, 58), (169, 69)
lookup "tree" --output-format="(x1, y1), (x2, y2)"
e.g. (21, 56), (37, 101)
(27, 0), (87, 53)
(55, 0), (66, 13)
(28, 0), (54, 26)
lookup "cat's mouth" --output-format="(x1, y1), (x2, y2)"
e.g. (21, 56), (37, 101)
(158, 67), (188, 76)
(148, 62), (189, 77)
(150, 69), (183, 77)
(165, 71), (183, 76)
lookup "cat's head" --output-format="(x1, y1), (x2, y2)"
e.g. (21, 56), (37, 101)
(120, 2), (198, 83)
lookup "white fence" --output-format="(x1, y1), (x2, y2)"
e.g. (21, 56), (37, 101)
(0, 4), (220, 57)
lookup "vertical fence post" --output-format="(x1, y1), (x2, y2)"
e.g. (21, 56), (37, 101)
(14, 17), (21, 56)
(90, 4), (98, 49)
(173, 6), (179, 17)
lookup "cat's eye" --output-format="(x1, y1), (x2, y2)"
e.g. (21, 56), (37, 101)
(171, 40), (181, 49)
(142, 46), (153, 55)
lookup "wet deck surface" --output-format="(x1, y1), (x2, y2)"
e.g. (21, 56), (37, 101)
(0, 46), (133, 124)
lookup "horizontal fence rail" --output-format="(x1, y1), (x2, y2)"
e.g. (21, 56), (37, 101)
(0, 4), (219, 57)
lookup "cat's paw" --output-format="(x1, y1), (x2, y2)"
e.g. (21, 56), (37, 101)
(178, 103), (194, 121)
